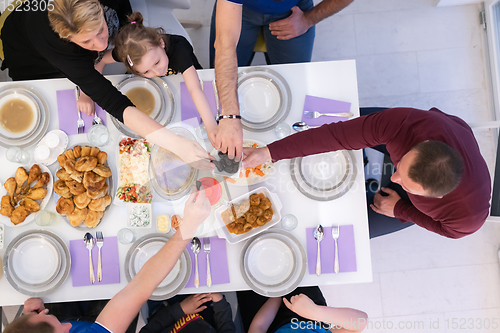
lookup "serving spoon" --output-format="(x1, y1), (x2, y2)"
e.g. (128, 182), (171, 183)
(191, 237), (201, 288)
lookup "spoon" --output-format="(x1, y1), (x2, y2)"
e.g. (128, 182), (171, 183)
(314, 225), (324, 276)
(292, 122), (318, 132)
(84, 232), (96, 284)
(191, 237), (201, 288)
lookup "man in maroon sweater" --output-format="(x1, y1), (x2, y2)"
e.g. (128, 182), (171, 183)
(243, 107), (491, 239)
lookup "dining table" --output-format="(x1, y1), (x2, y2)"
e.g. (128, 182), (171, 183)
(0, 59), (372, 307)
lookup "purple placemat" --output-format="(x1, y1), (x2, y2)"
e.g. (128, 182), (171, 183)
(180, 81), (218, 124)
(56, 89), (107, 135)
(306, 225), (357, 274)
(185, 237), (230, 287)
(69, 236), (120, 286)
(302, 95), (351, 126)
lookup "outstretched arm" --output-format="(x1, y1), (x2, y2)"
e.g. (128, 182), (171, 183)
(248, 298), (282, 333)
(213, 0), (243, 159)
(96, 189), (211, 333)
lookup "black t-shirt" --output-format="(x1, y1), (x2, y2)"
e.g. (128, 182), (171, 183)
(163, 34), (202, 76)
(1, 0), (134, 122)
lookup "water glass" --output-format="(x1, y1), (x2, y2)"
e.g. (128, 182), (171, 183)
(6, 147), (30, 164)
(35, 210), (58, 226)
(87, 124), (110, 147)
(117, 228), (135, 244)
(274, 123), (291, 139)
(281, 214), (298, 231)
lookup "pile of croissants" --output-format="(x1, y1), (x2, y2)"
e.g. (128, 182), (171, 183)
(54, 146), (111, 228)
(1, 164), (50, 225)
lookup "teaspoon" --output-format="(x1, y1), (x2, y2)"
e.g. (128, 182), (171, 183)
(292, 122), (318, 132)
(190, 237), (201, 288)
(84, 232), (96, 284)
(313, 225), (324, 276)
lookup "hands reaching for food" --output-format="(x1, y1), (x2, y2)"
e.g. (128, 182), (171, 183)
(242, 147), (272, 168)
(180, 293), (213, 315)
(214, 118), (243, 161)
(179, 187), (211, 240)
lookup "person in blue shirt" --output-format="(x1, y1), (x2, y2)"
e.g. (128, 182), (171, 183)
(209, 0), (353, 163)
(3, 188), (211, 333)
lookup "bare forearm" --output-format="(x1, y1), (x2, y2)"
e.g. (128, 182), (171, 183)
(249, 298), (282, 333)
(309, 306), (367, 332)
(304, 0), (353, 26)
(123, 106), (164, 137)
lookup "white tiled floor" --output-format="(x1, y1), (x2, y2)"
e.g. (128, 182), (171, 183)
(176, 0), (500, 332)
(2, 0), (500, 332)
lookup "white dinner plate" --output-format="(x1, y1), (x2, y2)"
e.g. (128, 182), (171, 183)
(0, 164), (54, 228)
(125, 234), (191, 300)
(10, 236), (60, 286)
(3, 230), (71, 296)
(241, 229), (306, 297)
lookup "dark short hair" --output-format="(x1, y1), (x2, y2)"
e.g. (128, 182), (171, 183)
(408, 140), (464, 197)
(3, 315), (54, 333)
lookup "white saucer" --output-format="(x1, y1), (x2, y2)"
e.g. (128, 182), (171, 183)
(34, 130), (69, 166)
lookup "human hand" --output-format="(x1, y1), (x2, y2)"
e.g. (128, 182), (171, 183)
(76, 91), (96, 116)
(23, 298), (47, 315)
(214, 119), (243, 161)
(210, 292), (223, 302)
(242, 147), (272, 168)
(283, 294), (318, 319)
(370, 187), (401, 217)
(173, 136), (214, 171)
(179, 187), (211, 239)
(205, 125), (218, 149)
(180, 293), (213, 315)
(269, 6), (313, 40)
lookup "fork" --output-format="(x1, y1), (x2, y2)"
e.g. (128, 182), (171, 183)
(74, 86), (85, 133)
(96, 231), (104, 282)
(304, 110), (353, 119)
(203, 237), (212, 287)
(332, 225), (340, 274)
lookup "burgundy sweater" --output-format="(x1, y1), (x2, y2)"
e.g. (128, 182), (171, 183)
(268, 108), (491, 239)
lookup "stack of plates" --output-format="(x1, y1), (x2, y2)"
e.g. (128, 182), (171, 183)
(124, 234), (191, 300)
(241, 229), (306, 297)
(3, 230), (70, 296)
(112, 76), (175, 138)
(0, 84), (50, 148)
(290, 150), (357, 201)
(237, 67), (291, 132)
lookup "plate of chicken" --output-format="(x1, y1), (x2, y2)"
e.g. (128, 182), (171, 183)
(0, 164), (53, 227)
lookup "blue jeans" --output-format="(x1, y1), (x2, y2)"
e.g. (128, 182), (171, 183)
(209, 0), (316, 68)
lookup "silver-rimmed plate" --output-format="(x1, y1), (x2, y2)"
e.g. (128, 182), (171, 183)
(290, 150), (357, 201)
(3, 230), (71, 296)
(112, 76), (175, 139)
(125, 234), (191, 300)
(240, 229), (306, 297)
(0, 84), (50, 148)
(237, 67), (291, 132)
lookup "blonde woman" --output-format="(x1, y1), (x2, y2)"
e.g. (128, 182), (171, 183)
(1, 0), (212, 169)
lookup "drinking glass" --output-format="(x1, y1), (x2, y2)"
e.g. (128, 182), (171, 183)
(6, 147), (30, 164)
(117, 228), (135, 244)
(281, 214), (298, 231)
(88, 124), (110, 147)
(35, 210), (58, 226)
(274, 123), (291, 139)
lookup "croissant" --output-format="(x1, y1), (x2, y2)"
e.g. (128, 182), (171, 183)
(75, 156), (98, 172)
(97, 151), (107, 165)
(83, 171), (106, 192)
(56, 197), (74, 215)
(54, 180), (72, 198)
(57, 154), (67, 167)
(93, 164), (112, 178)
(84, 210), (103, 228)
(81, 146), (91, 157)
(88, 194), (111, 211)
(74, 192), (91, 209)
(68, 207), (87, 227)
(64, 149), (75, 161)
(87, 183), (108, 199)
(73, 145), (82, 158)
(65, 179), (86, 196)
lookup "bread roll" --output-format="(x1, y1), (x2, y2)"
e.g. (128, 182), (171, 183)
(75, 156), (98, 172)
(87, 183), (108, 199)
(90, 147), (100, 157)
(69, 170), (83, 183)
(74, 192), (91, 209)
(54, 179), (72, 198)
(68, 207), (87, 227)
(56, 168), (72, 181)
(57, 154), (67, 168)
(93, 164), (112, 178)
(56, 197), (74, 215)
(81, 146), (91, 157)
(64, 159), (75, 174)
(83, 171), (106, 192)
(65, 179), (86, 196)
(84, 210), (103, 228)
(73, 145), (82, 158)
(64, 149), (75, 161)
(97, 151), (107, 165)
(88, 194), (111, 211)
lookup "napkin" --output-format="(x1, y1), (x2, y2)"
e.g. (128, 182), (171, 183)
(180, 81), (218, 124)
(302, 95), (351, 126)
(69, 236), (120, 287)
(185, 236), (230, 287)
(56, 89), (107, 135)
(306, 225), (357, 274)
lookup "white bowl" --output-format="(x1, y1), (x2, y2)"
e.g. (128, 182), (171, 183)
(0, 91), (40, 139)
(214, 186), (283, 244)
(118, 77), (162, 120)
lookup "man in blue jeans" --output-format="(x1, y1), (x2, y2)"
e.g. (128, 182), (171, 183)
(210, 0), (353, 163)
